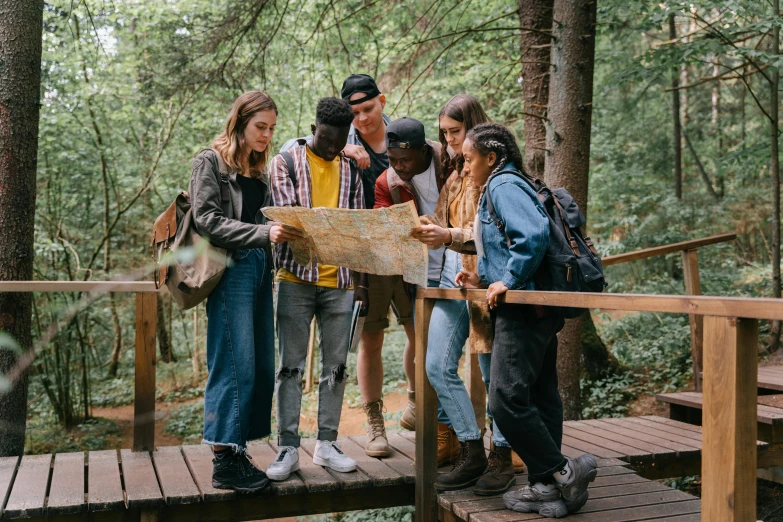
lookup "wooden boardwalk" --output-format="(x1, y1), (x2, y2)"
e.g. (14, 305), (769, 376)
(0, 416), (711, 522)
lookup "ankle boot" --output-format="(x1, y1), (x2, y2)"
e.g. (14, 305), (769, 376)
(363, 399), (390, 457)
(511, 449), (525, 473)
(434, 439), (488, 492)
(400, 390), (415, 431)
(437, 423), (460, 467)
(474, 446), (516, 496)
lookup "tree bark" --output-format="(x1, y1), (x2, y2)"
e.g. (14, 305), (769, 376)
(157, 294), (174, 362)
(669, 14), (683, 199)
(544, 0), (597, 421)
(769, 0), (782, 352)
(0, 0), (44, 456)
(518, 0), (554, 179)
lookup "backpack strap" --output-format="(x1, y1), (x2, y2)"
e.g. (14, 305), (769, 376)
(214, 152), (233, 219)
(281, 150), (297, 189)
(348, 161), (359, 207)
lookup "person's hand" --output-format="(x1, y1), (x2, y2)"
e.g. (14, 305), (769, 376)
(455, 269), (482, 289)
(268, 222), (305, 244)
(343, 144), (370, 170)
(354, 286), (370, 316)
(411, 224), (452, 247)
(486, 281), (509, 309)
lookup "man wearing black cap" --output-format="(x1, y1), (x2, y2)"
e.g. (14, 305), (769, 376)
(359, 116), (448, 457)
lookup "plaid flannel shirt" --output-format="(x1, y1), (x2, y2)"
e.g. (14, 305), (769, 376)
(269, 140), (365, 288)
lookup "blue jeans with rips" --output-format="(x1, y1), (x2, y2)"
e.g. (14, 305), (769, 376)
(426, 249), (510, 447)
(203, 248), (275, 452)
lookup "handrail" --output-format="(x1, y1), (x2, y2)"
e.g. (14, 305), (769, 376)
(416, 287), (783, 321)
(601, 233), (736, 266)
(0, 281), (157, 293)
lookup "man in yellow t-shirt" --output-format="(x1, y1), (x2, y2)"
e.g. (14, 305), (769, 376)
(267, 97), (369, 480)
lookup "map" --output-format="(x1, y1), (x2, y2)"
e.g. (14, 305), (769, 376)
(262, 201), (429, 287)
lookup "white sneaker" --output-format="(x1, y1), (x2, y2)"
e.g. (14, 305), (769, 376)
(266, 446), (299, 481)
(313, 440), (357, 473)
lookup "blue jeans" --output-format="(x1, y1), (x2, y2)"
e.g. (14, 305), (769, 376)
(426, 249), (509, 447)
(203, 248), (275, 452)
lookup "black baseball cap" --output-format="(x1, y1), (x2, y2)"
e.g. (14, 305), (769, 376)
(341, 74), (381, 105)
(387, 117), (426, 149)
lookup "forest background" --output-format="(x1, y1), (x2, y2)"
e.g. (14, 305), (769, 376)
(0, 0), (781, 503)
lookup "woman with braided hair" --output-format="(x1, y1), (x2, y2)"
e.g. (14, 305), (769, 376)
(454, 123), (597, 518)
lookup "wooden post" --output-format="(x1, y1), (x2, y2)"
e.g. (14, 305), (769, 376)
(682, 248), (704, 391)
(702, 315), (757, 522)
(465, 348), (487, 432)
(415, 296), (437, 522)
(134, 292), (157, 452)
(304, 319), (316, 394)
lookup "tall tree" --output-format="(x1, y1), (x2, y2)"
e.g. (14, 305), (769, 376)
(769, 0), (781, 352)
(0, 0), (44, 456)
(669, 13), (683, 199)
(544, 0), (598, 420)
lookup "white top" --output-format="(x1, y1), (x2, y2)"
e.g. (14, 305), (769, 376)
(412, 160), (444, 282)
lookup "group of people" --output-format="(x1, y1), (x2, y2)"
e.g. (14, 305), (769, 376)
(189, 73), (597, 518)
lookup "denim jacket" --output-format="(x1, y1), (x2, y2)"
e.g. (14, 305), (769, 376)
(477, 163), (549, 290)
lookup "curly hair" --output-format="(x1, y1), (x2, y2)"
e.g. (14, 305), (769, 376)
(465, 123), (525, 178)
(212, 91), (278, 176)
(316, 97), (355, 128)
(438, 94), (489, 174)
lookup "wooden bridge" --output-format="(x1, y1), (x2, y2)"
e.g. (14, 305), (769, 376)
(1, 232), (781, 521)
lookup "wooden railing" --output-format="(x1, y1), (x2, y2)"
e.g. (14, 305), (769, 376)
(414, 287), (783, 522)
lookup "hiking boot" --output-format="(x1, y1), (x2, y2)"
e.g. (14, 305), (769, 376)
(363, 399), (391, 457)
(434, 439), (488, 492)
(556, 454), (597, 513)
(266, 446), (299, 481)
(400, 390), (415, 431)
(511, 450), (525, 473)
(437, 423), (461, 467)
(212, 449), (270, 494)
(313, 440), (357, 473)
(474, 446), (516, 496)
(504, 485), (568, 518)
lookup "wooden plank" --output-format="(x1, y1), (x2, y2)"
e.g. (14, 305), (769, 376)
(151, 446), (200, 506)
(702, 316), (757, 522)
(465, 349), (487, 432)
(636, 416), (704, 436)
(388, 433), (417, 461)
(560, 433), (624, 459)
(87, 450), (124, 512)
(682, 248), (704, 391)
(47, 452), (85, 515)
(600, 233), (736, 266)
(586, 419), (700, 452)
(563, 427), (642, 457)
(134, 292), (157, 452)
(3, 454), (52, 519)
(416, 288), (783, 321)
(119, 449), (163, 510)
(0, 281), (158, 293)
(181, 444), (235, 502)
(268, 441), (338, 494)
(565, 422), (673, 456)
(587, 480), (670, 499)
(470, 498), (701, 522)
(657, 391), (783, 424)
(0, 456), (20, 517)
(335, 437), (405, 487)
(300, 438), (372, 490)
(246, 441), (305, 496)
(350, 435), (415, 483)
(415, 297), (438, 522)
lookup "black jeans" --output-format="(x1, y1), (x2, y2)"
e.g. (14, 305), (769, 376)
(488, 303), (567, 484)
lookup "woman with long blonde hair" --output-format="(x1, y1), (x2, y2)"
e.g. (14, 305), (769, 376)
(189, 91), (302, 493)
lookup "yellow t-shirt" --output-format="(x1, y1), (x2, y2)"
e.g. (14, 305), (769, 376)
(276, 146), (341, 288)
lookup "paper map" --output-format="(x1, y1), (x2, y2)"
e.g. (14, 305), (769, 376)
(262, 201), (428, 287)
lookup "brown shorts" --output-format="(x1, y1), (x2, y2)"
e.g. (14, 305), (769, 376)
(363, 274), (414, 333)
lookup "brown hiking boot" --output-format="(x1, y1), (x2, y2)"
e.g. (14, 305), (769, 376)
(511, 450), (525, 473)
(400, 390), (415, 431)
(363, 399), (390, 457)
(474, 446), (516, 496)
(435, 439), (488, 492)
(438, 423), (461, 466)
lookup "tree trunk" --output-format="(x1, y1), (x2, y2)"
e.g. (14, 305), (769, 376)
(769, 0), (782, 352)
(669, 14), (682, 199)
(518, 0), (554, 179)
(545, 0), (597, 421)
(0, 0), (44, 457)
(157, 293), (174, 362)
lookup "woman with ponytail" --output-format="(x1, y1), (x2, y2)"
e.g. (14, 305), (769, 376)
(454, 123), (597, 518)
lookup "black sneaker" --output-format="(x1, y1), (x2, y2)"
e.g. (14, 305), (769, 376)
(212, 449), (271, 494)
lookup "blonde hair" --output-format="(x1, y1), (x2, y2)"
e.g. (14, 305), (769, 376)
(212, 91), (278, 176)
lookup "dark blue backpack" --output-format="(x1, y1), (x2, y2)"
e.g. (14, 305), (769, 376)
(485, 169), (606, 318)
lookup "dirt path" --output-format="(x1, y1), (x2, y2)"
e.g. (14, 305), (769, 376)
(91, 403), (185, 448)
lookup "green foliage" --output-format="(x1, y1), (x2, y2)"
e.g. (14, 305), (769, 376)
(302, 506), (414, 522)
(165, 399), (204, 444)
(581, 371), (639, 419)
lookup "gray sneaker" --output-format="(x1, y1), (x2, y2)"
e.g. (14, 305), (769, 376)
(503, 486), (568, 518)
(556, 454), (597, 513)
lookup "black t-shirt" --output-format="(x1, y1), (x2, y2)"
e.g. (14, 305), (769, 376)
(356, 135), (389, 209)
(236, 175), (267, 224)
